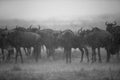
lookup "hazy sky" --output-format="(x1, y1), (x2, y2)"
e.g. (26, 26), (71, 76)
(0, 0), (120, 21)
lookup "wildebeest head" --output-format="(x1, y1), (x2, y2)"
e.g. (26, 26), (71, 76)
(78, 29), (91, 39)
(78, 27), (83, 34)
(0, 26), (9, 38)
(53, 30), (62, 38)
(0, 26), (8, 32)
(105, 21), (117, 33)
(0, 27), (11, 49)
(14, 25), (27, 32)
(57, 29), (74, 48)
(27, 25), (40, 32)
(105, 21), (120, 44)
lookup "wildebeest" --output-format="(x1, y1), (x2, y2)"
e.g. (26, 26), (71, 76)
(0, 27), (10, 61)
(36, 29), (58, 59)
(72, 28), (89, 62)
(14, 26), (37, 56)
(82, 27), (113, 62)
(27, 25), (40, 32)
(105, 21), (120, 57)
(57, 29), (74, 63)
(12, 26), (33, 56)
(4, 27), (42, 63)
(26, 25), (42, 56)
(28, 25), (63, 59)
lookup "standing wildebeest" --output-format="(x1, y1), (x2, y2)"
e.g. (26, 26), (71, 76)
(27, 25), (45, 56)
(36, 29), (58, 59)
(28, 25), (62, 59)
(72, 28), (89, 62)
(0, 27), (11, 61)
(5, 27), (42, 63)
(15, 26), (38, 57)
(13, 26), (32, 56)
(27, 25), (40, 32)
(83, 27), (113, 62)
(105, 21), (120, 57)
(57, 29), (74, 63)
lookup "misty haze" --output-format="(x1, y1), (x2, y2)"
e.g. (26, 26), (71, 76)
(0, 0), (120, 80)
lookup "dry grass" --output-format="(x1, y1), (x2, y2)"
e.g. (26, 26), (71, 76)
(0, 49), (120, 80)
(10, 65), (22, 71)
(0, 67), (120, 80)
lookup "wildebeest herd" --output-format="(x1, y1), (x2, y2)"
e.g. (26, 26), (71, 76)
(0, 21), (120, 64)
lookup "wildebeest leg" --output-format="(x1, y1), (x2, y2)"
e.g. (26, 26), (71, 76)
(84, 47), (89, 62)
(68, 49), (71, 63)
(38, 46), (41, 58)
(50, 48), (55, 60)
(25, 48), (31, 56)
(79, 48), (84, 62)
(34, 46), (40, 62)
(48, 49), (50, 58)
(116, 52), (119, 59)
(19, 48), (23, 63)
(15, 48), (23, 63)
(15, 48), (19, 63)
(1, 49), (5, 61)
(24, 48), (28, 56)
(46, 48), (50, 58)
(92, 47), (96, 63)
(106, 48), (111, 62)
(6, 52), (11, 61)
(65, 49), (68, 63)
(34, 47), (38, 62)
(47, 48), (55, 59)
(6, 49), (13, 61)
(27, 48), (31, 56)
(91, 48), (94, 62)
(94, 48), (97, 62)
(98, 48), (102, 63)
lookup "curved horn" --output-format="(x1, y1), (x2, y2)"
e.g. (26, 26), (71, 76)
(16, 25), (18, 28)
(5, 25), (7, 30)
(78, 27), (83, 34)
(113, 21), (117, 25)
(29, 25), (32, 29)
(105, 22), (108, 25)
(81, 27), (83, 31)
(91, 26), (94, 31)
(38, 25), (41, 30)
(80, 27), (83, 31)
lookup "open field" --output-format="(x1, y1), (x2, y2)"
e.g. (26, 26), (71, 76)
(0, 48), (120, 80)
(0, 0), (120, 79)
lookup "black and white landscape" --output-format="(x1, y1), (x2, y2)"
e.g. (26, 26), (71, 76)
(0, 0), (120, 80)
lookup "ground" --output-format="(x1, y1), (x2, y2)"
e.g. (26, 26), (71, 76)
(0, 48), (120, 80)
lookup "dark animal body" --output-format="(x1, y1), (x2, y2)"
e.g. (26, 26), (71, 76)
(0, 33), (7, 61)
(0, 28), (12, 61)
(105, 22), (120, 55)
(5, 30), (42, 63)
(57, 29), (74, 63)
(36, 29), (61, 59)
(27, 26), (62, 59)
(72, 30), (89, 62)
(0, 24), (116, 64)
(83, 28), (112, 62)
